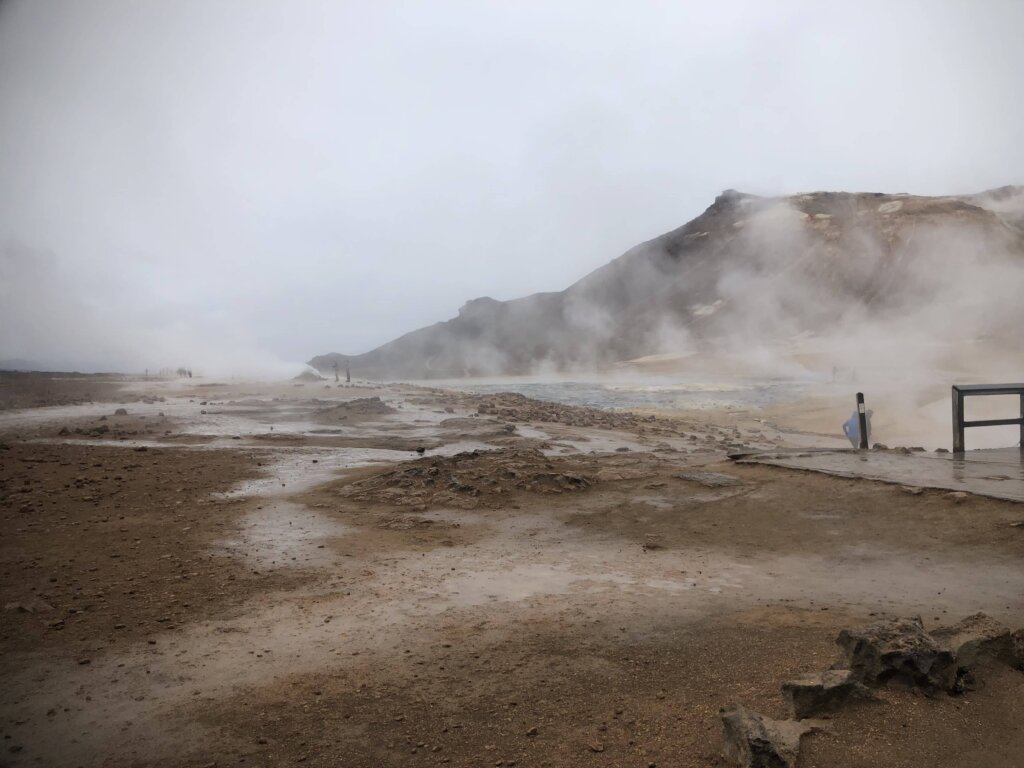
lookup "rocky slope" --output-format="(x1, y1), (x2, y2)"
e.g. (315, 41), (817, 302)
(311, 186), (1024, 379)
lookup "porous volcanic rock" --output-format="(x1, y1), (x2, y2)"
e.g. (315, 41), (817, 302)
(782, 669), (873, 718)
(720, 705), (815, 768)
(835, 616), (956, 693)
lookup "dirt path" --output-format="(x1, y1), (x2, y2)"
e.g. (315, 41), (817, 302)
(1, 375), (1021, 767)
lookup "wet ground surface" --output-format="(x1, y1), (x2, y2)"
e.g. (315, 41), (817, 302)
(737, 447), (1024, 502)
(1, 374), (1022, 767)
(431, 376), (813, 413)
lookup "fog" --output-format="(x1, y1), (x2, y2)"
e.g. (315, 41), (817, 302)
(1, 0), (1023, 375)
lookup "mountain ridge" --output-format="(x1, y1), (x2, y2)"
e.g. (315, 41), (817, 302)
(310, 186), (1024, 379)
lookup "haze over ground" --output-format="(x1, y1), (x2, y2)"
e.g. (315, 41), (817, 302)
(1, 0), (1023, 374)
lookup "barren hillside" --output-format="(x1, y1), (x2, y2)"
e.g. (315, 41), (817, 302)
(311, 187), (1024, 379)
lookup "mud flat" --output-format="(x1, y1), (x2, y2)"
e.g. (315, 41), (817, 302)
(1, 374), (1022, 767)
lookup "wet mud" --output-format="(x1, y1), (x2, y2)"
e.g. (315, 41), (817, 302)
(0, 374), (1021, 767)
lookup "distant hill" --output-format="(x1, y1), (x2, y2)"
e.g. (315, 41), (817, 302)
(310, 186), (1024, 379)
(0, 358), (60, 372)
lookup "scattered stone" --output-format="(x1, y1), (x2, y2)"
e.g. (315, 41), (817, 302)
(782, 669), (872, 718)
(114, 408), (128, 416)
(642, 535), (664, 551)
(835, 616), (955, 693)
(946, 491), (969, 503)
(871, 443), (888, 450)
(4, 597), (54, 614)
(720, 705), (815, 768)
(900, 486), (924, 495)
(673, 470), (742, 487)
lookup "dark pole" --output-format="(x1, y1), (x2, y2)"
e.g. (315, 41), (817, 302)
(856, 392), (869, 450)
(952, 386), (965, 453)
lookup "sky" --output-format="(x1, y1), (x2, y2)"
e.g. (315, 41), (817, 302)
(1, 0), (1023, 374)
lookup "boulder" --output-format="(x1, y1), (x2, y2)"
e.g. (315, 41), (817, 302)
(931, 613), (1016, 670)
(836, 617), (955, 693)
(782, 669), (873, 718)
(720, 705), (815, 768)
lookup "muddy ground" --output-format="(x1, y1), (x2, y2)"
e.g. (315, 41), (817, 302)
(1, 373), (1022, 767)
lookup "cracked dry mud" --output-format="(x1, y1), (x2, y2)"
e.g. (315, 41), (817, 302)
(1, 373), (1022, 767)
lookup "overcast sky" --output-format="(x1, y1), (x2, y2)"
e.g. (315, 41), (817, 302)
(1, 0), (1022, 374)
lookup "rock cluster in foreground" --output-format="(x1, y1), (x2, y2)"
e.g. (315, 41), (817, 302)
(721, 613), (1024, 767)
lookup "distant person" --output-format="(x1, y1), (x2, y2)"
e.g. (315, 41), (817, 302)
(187, 369), (192, 378)
(842, 409), (872, 448)
(333, 361), (339, 382)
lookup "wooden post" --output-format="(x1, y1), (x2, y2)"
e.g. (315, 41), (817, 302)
(856, 392), (869, 450)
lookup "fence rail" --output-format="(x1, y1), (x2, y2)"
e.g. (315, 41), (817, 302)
(951, 383), (1024, 453)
